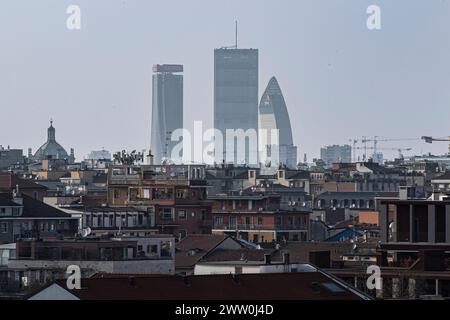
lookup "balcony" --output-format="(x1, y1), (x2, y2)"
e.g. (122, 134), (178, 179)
(213, 223), (307, 231)
(389, 232), (435, 243)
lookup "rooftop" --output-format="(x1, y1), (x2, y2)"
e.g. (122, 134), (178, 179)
(32, 272), (369, 300)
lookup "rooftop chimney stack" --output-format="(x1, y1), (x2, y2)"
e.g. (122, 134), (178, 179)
(12, 184), (23, 205)
(283, 252), (290, 265)
(264, 254), (272, 265)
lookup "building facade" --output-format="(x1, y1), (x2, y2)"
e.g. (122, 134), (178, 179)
(209, 190), (310, 243)
(107, 164), (212, 239)
(150, 64), (183, 164)
(320, 145), (352, 167)
(259, 77), (297, 169)
(214, 48), (259, 166)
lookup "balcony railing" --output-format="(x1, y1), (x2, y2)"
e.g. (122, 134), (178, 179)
(388, 232), (438, 243)
(213, 223), (307, 231)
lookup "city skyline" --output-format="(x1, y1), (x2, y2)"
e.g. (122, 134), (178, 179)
(1, 0), (450, 161)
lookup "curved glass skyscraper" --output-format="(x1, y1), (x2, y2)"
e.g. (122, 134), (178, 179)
(259, 77), (297, 168)
(150, 64), (183, 164)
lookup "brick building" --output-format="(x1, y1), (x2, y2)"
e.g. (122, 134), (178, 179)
(107, 164), (212, 239)
(209, 188), (310, 243)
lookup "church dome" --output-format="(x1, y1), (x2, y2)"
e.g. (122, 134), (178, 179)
(34, 120), (70, 161)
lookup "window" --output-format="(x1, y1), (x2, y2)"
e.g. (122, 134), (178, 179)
(276, 217), (282, 226)
(201, 210), (207, 221)
(0, 208), (5, 215)
(214, 216), (223, 227)
(153, 188), (173, 200)
(178, 210), (187, 220)
(176, 190), (186, 199)
(160, 241), (172, 257)
(0, 222), (8, 233)
(179, 229), (187, 240)
(160, 208), (174, 221)
(229, 216), (237, 228)
(288, 217), (293, 226)
(148, 244), (158, 256)
(12, 208), (20, 216)
(258, 216), (263, 225)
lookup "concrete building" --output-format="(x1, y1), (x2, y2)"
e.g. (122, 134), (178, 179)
(214, 48), (259, 166)
(175, 234), (243, 275)
(150, 64), (183, 164)
(0, 147), (24, 170)
(320, 145), (352, 167)
(332, 196), (450, 299)
(4, 235), (175, 291)
(79, 206), (156, 237)
(259, 77), (297, 169)
(431, 171), (450, 193)
(209, 189), (310, 243)
(86, 150), (111, 161)
(107, 164), (212, 239)
(0, 193), (78, 243)
(194, 258), (319, 275)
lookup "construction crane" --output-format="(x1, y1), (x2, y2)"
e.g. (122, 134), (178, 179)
(351, 136), (419, 161)
(353, 147), (412, 160)
(422, 136), (450, 154)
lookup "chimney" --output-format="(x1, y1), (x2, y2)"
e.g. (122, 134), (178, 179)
(147, 150), (154, 165)
(12, 184), (23, 205)
(283, 252), (290, 265)
(264, 254), (271, 265)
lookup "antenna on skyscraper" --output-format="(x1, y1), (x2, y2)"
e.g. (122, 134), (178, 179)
(235, 20), (238, 49)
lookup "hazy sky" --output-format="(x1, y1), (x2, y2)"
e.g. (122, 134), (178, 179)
(1, 0), (450, 162)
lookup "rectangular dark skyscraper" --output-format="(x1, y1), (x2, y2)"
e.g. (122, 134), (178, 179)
(150, 64), (183, 164)
(214, 48), (259, 166)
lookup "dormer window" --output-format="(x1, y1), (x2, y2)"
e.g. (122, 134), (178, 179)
(12, 207), (21, 216)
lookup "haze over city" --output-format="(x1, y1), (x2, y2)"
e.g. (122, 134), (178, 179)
(1, 0), (450, 161)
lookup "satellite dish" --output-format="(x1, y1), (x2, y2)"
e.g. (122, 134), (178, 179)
(79, 227), (92, 238)
(388, 221), (396, 233)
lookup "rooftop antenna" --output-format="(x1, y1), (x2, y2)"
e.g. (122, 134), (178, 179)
(235, 20), (238, 49)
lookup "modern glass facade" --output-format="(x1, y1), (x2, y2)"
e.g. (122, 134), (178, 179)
(214, 48), (259, 166)
(320, 145), (352, 167)
(259, 77), (297, 169)
(150, 65), (183, 164)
